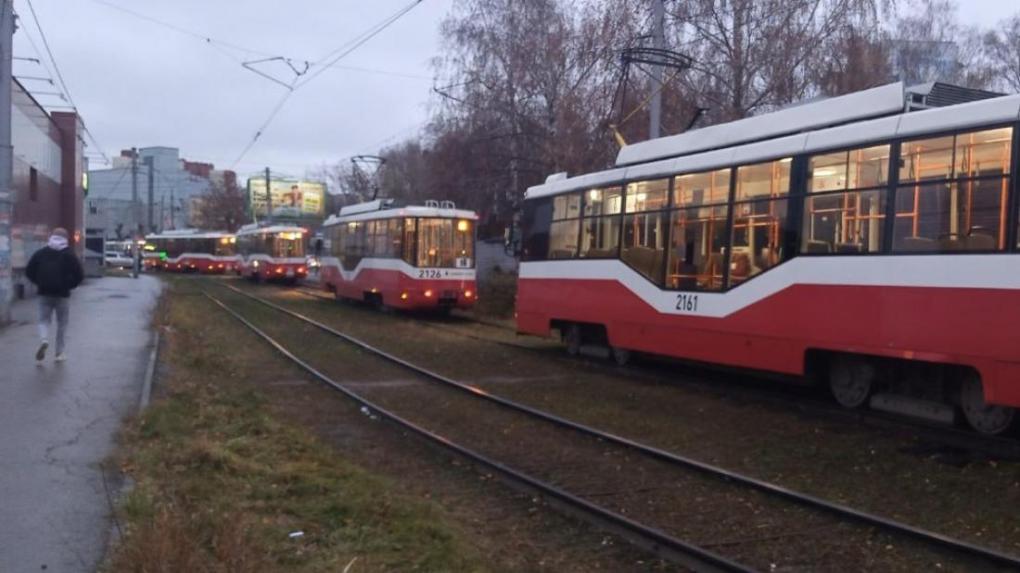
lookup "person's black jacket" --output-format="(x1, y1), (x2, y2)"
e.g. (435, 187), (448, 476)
(26, 246), (84, 298)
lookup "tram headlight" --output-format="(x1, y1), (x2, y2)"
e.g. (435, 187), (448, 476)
(424, 289), (433, 298)
(464, 290), (473, 298)
(400, 292), (408, 300)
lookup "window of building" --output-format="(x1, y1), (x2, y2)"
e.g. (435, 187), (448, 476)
(580, 187), (622, 258)
(29, 167), (38, 202)
(894, 127), (1012, 252)
(547, 192), (581, 259)
(731, 158), (792, 284)
(803, 144), (890, 254)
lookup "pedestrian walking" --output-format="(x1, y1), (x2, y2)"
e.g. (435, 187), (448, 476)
(25, 228), (84, 362)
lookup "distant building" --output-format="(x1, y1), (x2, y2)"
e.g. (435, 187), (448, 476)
(86, 147), (234, 239)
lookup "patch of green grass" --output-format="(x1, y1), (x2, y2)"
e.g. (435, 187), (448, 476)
(107, 277), (486, 572)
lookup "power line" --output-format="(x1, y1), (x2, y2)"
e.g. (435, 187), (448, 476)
(23, 0), (110, 164)
(87, 0), (277, 60)
(231, 0), (425, 169)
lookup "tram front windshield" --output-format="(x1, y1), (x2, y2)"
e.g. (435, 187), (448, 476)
(272, 231), (306, 258)
(416, 218), (474, 268)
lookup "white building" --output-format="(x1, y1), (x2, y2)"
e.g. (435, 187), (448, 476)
(86, 146), (215, 238)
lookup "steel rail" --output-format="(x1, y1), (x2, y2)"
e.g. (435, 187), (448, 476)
(221, 281), (1020, 570)
(204, 291), (752, 573)
(294, 285), (1020, 461)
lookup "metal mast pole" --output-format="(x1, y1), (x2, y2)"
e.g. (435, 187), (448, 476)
(130, 147), (139, 233)
(264, 166), (272, 224)
(145, 156), (154, 232)
(0, 0), (14, 323)
(649, 0), (665, 140)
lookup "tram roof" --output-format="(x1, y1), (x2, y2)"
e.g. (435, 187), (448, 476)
(146, 230), (232, 240)
(235, 224), (307, 236)
(526, 85), (1020, 200)
(323, 205), (478, 226)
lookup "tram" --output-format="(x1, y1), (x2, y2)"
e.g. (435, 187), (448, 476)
(320, 199), (477, 311)
(143, 230), (238, 273)
(516, 81), (1020, 434)
(235, 224), (308, 283)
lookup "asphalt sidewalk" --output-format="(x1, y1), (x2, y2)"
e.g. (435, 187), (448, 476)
(0, 275), (161, 573)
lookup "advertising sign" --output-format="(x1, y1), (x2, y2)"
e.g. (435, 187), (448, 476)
(248, 179), (325, 218)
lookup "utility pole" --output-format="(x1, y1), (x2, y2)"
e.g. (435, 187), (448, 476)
(0, 0), (14, 323)
(649, 0), (665, 140)
(264, 166), (272, 224)
(169, 185), (175, 230)
(159, 195), (165, 232)
(144, 156), (154, 232)
(130, 147), (140, 233)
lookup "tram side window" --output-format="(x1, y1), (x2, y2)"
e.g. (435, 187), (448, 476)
(521, 199), (551, 261)
(580, 187), (622, 258)
(342, 222), (365, 269)
(622, 179), (669, 284)
(548, 192), (581, 259)
(894, 127), (1012, 252)
(667, 168), (731, 291)
(731, 158), (792, 284)
(803, 144), (889, 254)
(386, 218), (404, 258)
(402, 218), (417, 264)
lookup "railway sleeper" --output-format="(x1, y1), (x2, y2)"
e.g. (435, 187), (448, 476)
(809, 350), (1016, 436)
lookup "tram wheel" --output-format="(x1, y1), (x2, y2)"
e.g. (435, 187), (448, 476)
(564, 324), (582, 356)
(611, 346), (631, 366)
(829, 355), (874, 409)
(960, 374), (1016, 436)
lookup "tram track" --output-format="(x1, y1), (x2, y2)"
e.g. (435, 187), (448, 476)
(213, 280), (1020, 572)
(294, 284), (1020, 462)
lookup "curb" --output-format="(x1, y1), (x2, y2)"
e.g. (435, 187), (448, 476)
(138, 331), (160, 412)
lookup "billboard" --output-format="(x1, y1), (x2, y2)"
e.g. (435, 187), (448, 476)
(248, 178), (325, 218)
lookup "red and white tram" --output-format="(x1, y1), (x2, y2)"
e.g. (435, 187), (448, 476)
(236, 224), (308, 283)
(320, 199), (477, 311)
(143, 230), (239, 273)
(516, 82), (1020, 434)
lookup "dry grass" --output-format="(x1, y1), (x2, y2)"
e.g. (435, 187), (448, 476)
(104, 277), (485, 572)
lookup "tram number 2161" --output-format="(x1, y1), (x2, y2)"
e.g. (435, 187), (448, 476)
(675, 293), (699, 312)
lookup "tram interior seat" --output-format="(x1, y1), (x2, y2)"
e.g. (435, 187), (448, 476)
(899, 236), (937, 251)
(623, 246), (664, 281)
(550, 248), (576, 259)
(804, 240), (831, 254)
(583, 248), (615, 258)
(835, 243), (862, 254)
(965, 232), (996, 250)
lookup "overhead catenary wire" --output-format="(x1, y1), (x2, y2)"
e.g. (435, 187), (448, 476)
(230, 0), (426, 169)
(23, 0), (110, 164)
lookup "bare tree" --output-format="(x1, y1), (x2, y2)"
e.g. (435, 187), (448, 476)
(671, 0), (887, 123)
(983, 13), (1020, 91)
(192, 179), (247, 232)
(887, 0), (996, 88)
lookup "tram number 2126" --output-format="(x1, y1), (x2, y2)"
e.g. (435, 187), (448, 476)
(675, 293), (699, 312)
(418, 269), (444, 279)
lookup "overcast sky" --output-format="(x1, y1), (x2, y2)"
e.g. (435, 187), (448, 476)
(12, 0), (1020, 183)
